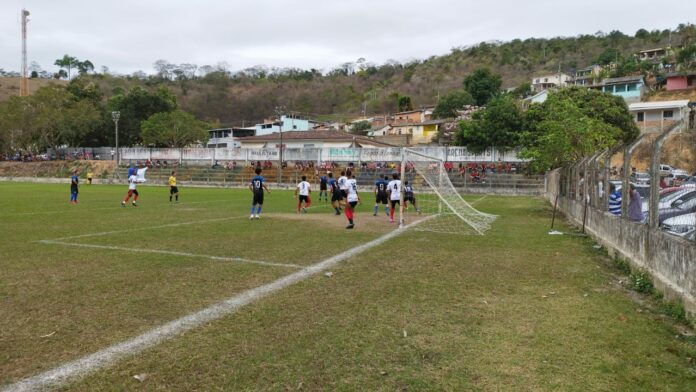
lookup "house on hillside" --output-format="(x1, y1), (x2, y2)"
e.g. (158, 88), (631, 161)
(367, 124), (391, 137)
(523, 90), (549, 105)
(661, 71), (696, 91)
(531, 73), (572, 93)
(237, 130), (389, 149)
(387, 120), (444, 146)
(573, 65), (603, 86)
(391, 107), (435, 125)
(254, 114), (321, 136)
(628, 100), (691, 133)
(637, 47), (670, 62)
(597, 75), (645, 103)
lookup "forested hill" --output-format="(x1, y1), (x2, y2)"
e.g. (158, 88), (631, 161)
(3, 25), (694, 126)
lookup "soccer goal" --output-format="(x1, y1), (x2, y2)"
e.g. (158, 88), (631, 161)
(398, 148), (497, 235)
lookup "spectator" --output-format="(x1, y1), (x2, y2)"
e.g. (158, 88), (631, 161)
(628, 184), (645, 222)
(608, 184), (621, 215)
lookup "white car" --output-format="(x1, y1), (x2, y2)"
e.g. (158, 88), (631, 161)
(660, 212), (695, 238)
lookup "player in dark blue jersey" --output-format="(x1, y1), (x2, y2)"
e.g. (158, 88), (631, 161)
(373, 175), (389, 216)
(403, 180), (420, 214)
(319, 173), (329, 202)
(327, 172), (342, 215)
(249, 167), (270, 219)
(69, 170), (79, 204)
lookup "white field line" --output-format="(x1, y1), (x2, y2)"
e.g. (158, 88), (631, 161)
(3, 216), (433, 392)
(0, 199), (230, 218)
(46, 215), (249, 241)
(38, 240), (304, 269)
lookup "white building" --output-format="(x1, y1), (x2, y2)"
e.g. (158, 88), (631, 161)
(531, 73), (572, 93)
(254, 114), (322, 136)
(628, 100), (691, 133)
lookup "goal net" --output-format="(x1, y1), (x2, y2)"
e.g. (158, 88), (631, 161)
(399, 148), (497, 235)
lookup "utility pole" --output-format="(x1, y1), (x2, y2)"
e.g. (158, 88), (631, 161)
(112, 111), (121, 164)
(275, 106), (285, 186)
(20, 9), (30, 97)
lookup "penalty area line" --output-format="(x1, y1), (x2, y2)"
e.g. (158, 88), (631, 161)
(38, 240), (304, 269)
(3, 216), (433, 392)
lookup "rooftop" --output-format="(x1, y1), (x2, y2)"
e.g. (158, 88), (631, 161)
(628, 100), (690, 111)
(602, 75), (644, 85)
(237, 130), (394, 146)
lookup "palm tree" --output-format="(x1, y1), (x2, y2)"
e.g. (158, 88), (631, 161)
(54, 55), (78, 79)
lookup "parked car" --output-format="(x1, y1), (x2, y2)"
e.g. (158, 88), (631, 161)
(658, 190), (696, 224)
(660, 212), (695, 237)
(630, 172), (650, 184)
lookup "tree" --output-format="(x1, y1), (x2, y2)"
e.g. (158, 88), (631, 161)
(635, 28), (649, 39)
(140, 110), (209, 148)
(433, 90), (474, 118)
(350, 120), (371, 135)
(677, 44), (696, 68)
(596, 48), (620, 65)
(463, 68), (502, 106)
(520, 87), (638, 171)
(510, 82), (533, 99)
(54, 55), (78, 79)
(455, 95), (524, 153)
(106, 86), (178, 146)
(397, 95), (413, 112)
(76, 60), (95, 75)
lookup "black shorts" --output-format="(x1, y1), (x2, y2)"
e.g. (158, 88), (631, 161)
(405, 196), (415, 203)
(170, 186), (179, 194)
(341, 190), (348, 199)
(390, 199), (400, 208)
(332, 191), (343, 202)
(299, 195), (309, 202)
(252, 191), (264, 205)
(320, 184), (327, 191)
(375, 192), (388, 204)
(348, 201), (358, 209)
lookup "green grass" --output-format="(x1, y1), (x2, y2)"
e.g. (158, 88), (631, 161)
(1, 182), (695, 390)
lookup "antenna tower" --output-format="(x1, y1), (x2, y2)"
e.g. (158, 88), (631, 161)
(20, 9), (30, 97)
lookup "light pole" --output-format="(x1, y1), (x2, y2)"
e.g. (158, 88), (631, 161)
(112, 111), (120, 164)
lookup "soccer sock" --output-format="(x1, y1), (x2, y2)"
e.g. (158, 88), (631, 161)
(306, 197), (311, 208)
(386, 206), (390, 215)
(373, 205), (378, 214)
(335, 207), (340, 213)
(170, 195), (172, 202)
(251, 205), (255, 215)
(256, 206), (262, 215)
(175, 194), (178, 201)
(390, 207), (395, 219)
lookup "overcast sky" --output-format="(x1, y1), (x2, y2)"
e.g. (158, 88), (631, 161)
(1, 0), (694, 75)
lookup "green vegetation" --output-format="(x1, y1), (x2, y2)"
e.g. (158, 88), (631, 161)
(141, 109), (209, 148)
(1, 183), (695, 390)
(463, 67), (502, 106)
(456, 94), (523, 153)
(433, 90), (474, 119)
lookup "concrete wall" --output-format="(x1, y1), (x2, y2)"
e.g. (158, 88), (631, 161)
(546, 169), (696, 313)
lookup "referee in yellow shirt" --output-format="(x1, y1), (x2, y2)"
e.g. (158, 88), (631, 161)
(169, 170), (179, 203)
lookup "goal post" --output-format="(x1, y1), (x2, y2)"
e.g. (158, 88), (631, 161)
(399, 148), (497, 235)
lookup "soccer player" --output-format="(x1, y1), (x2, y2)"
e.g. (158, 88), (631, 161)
(87, 170), (93, 185)
(319, 173), (329, 202)
(295, 175), (312, 213)
(387, 172), (401, 223)
(169, 170), (179, 203)
(69, 170), (79, 204)
(249, 167), (270, 219)
(403, 180), (420, 214)
(373, 175), (389, 216)
(327, 172), (342, 215)
(338, 170), (349, 208)
(344, 171), (360, 229)
(121, 170), (140, 207)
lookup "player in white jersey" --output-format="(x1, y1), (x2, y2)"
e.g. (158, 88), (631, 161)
(121, 173), (140, 207)
(344, 171), (360, 229)
(337, 170), (349, 208)
(294, 175), (312, 213)
(387, 172), (401, 223)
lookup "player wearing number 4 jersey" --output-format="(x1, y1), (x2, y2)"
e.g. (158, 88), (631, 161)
(387, 172), (401, 223)
(295, 176), (312, 213)
(249, 167), (270, 219)
(345, 171), (360, 229)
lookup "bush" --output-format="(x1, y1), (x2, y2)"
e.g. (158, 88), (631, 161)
(612, 256), (631, 275)
(629, 270), (654, 294)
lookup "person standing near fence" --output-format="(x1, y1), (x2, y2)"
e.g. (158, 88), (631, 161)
(608, 183), (621, 215)
(628, 184), (644, 222)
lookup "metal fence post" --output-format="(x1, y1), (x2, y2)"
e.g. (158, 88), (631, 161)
(649, 120), (685, 229)
(622, 134), (647, 219)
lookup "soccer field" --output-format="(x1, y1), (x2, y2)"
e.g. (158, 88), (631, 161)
(1, 182), (695, 391)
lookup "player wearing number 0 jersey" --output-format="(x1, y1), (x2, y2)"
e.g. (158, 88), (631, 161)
(295, 175), (312, 213)
(249, 167), (270, 219)
(387, 172), (401, 223)
(345, 171), (360, 229)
